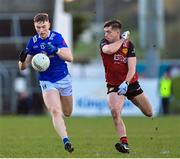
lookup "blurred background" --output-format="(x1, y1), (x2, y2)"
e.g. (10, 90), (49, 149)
(0, 0), (179, 116)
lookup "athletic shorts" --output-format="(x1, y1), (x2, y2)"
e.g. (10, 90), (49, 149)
(39, 74), (72, 96)
(107, 81), (143, 100)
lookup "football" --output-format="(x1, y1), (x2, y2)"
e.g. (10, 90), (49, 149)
(31, 53), (50, 72)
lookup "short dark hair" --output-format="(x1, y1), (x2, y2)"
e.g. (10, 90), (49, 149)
(33, 13), (49, 23)
(104, 20), (122, 30)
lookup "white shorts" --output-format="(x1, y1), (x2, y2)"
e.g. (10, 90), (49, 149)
(39, 74), (72, 96)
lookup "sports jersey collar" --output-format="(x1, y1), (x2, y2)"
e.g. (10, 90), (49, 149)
(38, 30), (51, 39)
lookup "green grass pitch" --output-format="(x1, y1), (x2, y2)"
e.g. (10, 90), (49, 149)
(0, 115), (180, 158)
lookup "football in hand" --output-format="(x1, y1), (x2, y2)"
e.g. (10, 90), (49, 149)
(31, 53), (50, 72)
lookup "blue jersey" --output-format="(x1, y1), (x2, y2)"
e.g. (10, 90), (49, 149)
(26, 30), (69, 82)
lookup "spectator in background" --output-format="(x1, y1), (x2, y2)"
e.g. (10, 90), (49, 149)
(159, 71), (173, 115)
(18, 13), (74, 153)
(14, 72), (32, 114)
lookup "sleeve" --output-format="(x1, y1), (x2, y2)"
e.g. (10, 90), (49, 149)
(55, 34), (68, 48)
(99, 38), (108, 51)
(25, 38), (35, 56)
(127, 41), (136, 57)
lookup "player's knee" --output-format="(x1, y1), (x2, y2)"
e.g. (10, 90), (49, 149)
(63, 108), (72, 117)
(145, 109), (153, 117)
(111, 108), (119, 119)
(146, 111), (153, 117)
(49, 107), (61, 117)
(63, 112), (72, 117)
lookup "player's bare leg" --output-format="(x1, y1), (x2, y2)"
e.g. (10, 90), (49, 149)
(42, 89), (74, 153)
(60, 95), (73, 117)
(108, 93), (126, 137)
(107, 92), (130, 153)
(131, 93), (153, 117)
(60, 95), (74, 152)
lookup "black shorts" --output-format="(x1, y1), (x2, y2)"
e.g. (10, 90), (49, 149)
(107, 81), (143, 100)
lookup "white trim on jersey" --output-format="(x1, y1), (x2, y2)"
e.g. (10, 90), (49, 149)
(49, 32), (56, 41)
(33, 35), (37, 43)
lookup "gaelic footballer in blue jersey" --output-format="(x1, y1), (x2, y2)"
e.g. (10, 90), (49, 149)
(18, 13), (74, 153)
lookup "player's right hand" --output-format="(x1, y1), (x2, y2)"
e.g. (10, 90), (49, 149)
(19, 49), (28, 62)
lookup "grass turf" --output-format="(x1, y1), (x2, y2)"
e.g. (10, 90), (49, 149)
(0, 115), (180, 158)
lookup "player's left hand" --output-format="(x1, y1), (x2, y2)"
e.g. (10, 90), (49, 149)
(44, 43), (58, 54)
(117, 81), (129, 95)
